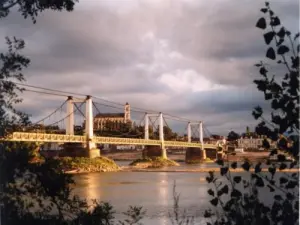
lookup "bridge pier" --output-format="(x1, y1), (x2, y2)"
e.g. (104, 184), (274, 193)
(142, 145), (167, 159)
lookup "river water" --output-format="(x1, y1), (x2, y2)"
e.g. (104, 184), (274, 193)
(71, 161), (279, 225)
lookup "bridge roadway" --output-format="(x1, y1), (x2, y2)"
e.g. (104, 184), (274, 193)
(4, 132), (217, 149)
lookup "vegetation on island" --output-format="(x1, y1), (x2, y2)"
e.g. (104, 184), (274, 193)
(59, 157), (120, 173)
(130, 157), (179, 168)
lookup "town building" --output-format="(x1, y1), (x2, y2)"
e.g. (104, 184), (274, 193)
(93, 102), (131, 130)
(237, 136), (277, 150)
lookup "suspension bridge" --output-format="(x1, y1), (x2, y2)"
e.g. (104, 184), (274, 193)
(3, 83), (223, 160)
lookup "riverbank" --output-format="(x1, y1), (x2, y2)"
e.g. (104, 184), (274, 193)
(119, 166), (300, 173)
(102, 151), (270, 162)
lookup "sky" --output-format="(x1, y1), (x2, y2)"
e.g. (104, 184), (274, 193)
(0, 0), (299, 136)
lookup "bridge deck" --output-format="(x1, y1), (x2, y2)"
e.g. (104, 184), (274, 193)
(4, 132), (217, 149)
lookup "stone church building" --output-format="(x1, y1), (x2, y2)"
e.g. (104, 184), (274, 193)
(93, 102), (131, 130)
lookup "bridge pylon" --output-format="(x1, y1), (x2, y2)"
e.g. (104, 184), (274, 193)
(142, 112), (167, 159)
(63, 95), (100, 158)
(186, 121), (207, 162)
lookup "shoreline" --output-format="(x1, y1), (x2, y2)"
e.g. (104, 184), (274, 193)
(65, 165), (300, 174)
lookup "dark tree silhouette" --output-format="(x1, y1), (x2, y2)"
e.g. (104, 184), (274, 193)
(204, 2), (299, 225)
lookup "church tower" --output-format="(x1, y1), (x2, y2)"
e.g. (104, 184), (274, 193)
(124, 102), (130, 122)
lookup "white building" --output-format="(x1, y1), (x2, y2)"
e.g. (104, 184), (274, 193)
(237, 136), (276, 149)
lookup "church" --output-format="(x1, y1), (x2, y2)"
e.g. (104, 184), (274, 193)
(93, 102), (131, 131)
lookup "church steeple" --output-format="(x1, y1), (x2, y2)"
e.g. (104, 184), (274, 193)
(124, 102), (130, 122)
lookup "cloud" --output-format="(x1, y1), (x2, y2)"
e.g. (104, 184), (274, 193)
(2, 0), (299, 135)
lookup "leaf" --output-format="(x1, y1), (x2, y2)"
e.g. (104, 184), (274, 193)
(264, 31), (275, 45)
(286, 192), (294, 200)
(277, 154), (286, 162)
(289, 161), (297, 169)
(277, 45), (289, 55)
(276, 27), (285, 38)
(268, 166), (276, 176)
(279, 163), (287, 170)
(294, 201), (299, 210)
(255, 163), (262, 173)
(254, 63), (261, 67)
(286, 180), (298, 189)
(220, 167), (229, 176)
(256, 17), (266, 29)
(261, 8), (268, 13)
(265, 2), (269, 6)
(233, 176), (241, 183)
(255, 176), (265, 187)
(210, 197), (218, 206)
(241, 161), (251, 171)
(267, 184), (275, 192)
(270, 16), (280, 26)
(274, 195), (282, 201)
(231, 189), (242, 198)
(231, 162), (237, 169)
(294, 32), (300, 40)
(259, 67), (268, 75)
(276, 38), (284, 46)
(207, 189), (214, 196)
(216, 159), (224, 166)
(279, 177), (288, 184)
(217, 185), (229, 196)
(265, 93), (272, 100)
(266, 47), (276, 60)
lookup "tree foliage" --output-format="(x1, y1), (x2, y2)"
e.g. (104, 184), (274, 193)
(252, 1), (299, 157)
(205, 2), (299, 225)
(0, 0), (77, 23)
(227, 131), (240, 141)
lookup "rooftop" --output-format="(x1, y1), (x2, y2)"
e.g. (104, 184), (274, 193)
(95, 113), (125, 118)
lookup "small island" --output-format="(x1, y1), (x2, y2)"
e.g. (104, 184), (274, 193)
(129, 157), (179, 168)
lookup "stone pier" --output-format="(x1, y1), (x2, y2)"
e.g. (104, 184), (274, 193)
(185, 147), (206, 163)
(142, 145), (167, 159)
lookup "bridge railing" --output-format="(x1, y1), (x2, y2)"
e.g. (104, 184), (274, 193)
(4, 132), (217, 149)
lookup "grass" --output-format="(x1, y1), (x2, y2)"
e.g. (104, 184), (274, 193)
(58, 156), (120, 172)
(130, 157), (179, 168)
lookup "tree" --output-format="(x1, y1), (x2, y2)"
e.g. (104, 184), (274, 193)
(227, 131), (240, 141)
(204, 2), (299, 225)
(252, 1), (299, 157)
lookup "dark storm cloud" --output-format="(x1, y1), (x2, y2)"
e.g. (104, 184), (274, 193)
(1, 0), (298, 135)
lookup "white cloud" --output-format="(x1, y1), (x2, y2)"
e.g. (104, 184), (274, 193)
(159, 69), (226, 93)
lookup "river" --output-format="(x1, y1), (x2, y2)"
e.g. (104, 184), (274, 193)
(72, 162), (224, 225)
(71, 161), (291, 225)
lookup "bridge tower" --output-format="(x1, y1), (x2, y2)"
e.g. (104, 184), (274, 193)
(66, 96), (74, 135)
(143, 112), (167, 159)
(85, 95), (100, 158)
(186, 121), (207, 162)
(62, 95), (100, 158)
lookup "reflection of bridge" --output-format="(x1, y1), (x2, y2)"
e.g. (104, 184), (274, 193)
(3, 95), (221, 160)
